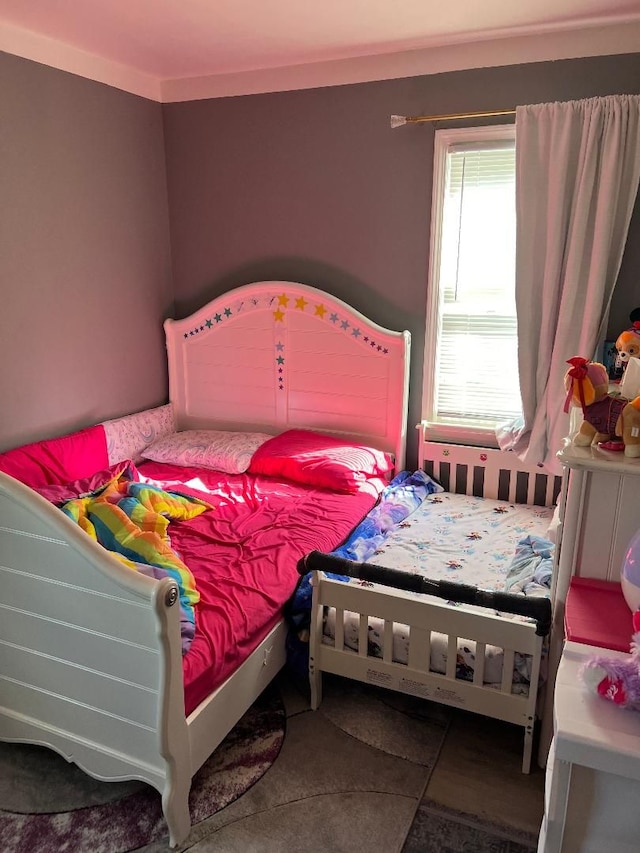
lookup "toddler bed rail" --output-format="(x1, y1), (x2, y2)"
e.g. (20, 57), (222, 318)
(303, 551), (552, 637)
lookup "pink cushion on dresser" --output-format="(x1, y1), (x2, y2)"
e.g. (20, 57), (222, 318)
(0, 425), (109, 489)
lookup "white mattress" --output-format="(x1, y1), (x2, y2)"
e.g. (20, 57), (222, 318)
(323, 493), (554, 689)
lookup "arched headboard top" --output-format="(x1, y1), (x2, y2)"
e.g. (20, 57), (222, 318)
(164, 281), (411, 469)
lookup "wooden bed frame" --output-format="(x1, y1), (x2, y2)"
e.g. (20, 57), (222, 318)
(0, 281), (410, 847)
(307, 432), (562, 773)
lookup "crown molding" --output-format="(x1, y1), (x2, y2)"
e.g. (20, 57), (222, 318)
(1, 17), (639, 104)
(0, 20), (161, 101)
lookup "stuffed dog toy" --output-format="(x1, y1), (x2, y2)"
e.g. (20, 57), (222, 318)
(616, 308), (640, 373)
(564, 357), (640, 457)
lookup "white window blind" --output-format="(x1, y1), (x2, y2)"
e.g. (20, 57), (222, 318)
(423, 126), (523, 438)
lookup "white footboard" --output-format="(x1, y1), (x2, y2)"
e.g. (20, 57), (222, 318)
(309, 574), (544, 773)
(0, 472), (191, 846)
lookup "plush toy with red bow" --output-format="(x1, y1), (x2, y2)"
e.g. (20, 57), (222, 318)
(564, 356), (640, 456)
(582, 611), (640, 710)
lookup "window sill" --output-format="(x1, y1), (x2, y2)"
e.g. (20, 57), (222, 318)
(416, 421), (499, 449)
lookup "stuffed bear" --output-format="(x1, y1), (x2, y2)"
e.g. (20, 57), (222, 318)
(564, 357), (640, 457)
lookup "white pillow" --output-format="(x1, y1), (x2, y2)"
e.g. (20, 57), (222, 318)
(101, 404), (176, 465)
(140, 430), (273, 474)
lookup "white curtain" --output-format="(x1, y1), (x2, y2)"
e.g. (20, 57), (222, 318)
(500, 95), (640, 473)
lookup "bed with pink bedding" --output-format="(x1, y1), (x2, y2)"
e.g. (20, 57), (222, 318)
(140, 457), (385, 715)
(0, 280), (410, 847)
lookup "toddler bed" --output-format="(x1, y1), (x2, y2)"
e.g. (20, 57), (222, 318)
(304, 439), (562, 773)
(0, 280), (410, 847)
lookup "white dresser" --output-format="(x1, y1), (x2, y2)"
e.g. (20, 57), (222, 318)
(538, 641), (640, 852)
(538, 440), (640, 849)
(538, 440), (640, 767)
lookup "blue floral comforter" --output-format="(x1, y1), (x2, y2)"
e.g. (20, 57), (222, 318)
(288, 469), (442, 638)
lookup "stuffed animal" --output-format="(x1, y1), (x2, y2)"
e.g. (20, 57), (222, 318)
(582, 611), (640, 710)
(563, 356), (640, 456)
(615, 308), (640, 374)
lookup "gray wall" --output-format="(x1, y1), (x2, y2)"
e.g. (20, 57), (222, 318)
(0, 52), (173, 452)
(2, 49), (639, 462)
(163, 53), (640, 466)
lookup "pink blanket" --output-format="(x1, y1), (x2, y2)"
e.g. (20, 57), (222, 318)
(137, 461), (380, 715)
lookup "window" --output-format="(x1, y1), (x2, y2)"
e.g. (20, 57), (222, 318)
(422, 124), (522, 445)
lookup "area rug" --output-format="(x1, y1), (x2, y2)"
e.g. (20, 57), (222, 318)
(403, 800), (538, 853)
(0, 685), (285, 853)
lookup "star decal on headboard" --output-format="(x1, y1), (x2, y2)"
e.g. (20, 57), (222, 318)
(276, 340), (285, 390)
(181, 291), (391, 359)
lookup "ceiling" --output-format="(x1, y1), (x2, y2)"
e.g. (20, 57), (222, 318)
(1, 0), (639, 102)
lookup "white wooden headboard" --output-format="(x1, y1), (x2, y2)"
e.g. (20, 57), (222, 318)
(165, 281), (411, 469)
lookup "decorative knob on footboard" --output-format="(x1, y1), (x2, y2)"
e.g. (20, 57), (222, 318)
(165, 586), (178, 607)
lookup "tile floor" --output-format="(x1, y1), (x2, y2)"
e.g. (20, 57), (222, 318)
(140, 671), (545, 852)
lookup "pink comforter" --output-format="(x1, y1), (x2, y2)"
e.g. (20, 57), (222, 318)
(137, 461), (381, 715)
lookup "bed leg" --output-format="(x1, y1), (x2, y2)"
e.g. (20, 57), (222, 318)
(309, 656), (322, 710)
(163, 778), (192, 848)
(522, 721), (534, 774)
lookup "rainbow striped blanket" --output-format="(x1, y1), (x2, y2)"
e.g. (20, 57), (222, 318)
(61, 468), (212, 653)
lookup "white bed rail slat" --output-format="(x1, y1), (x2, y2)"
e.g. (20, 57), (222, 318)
(473, 642), (487, 686)
(383, 620), (394, 664)
(445, 635), (458, 679)
(501, 649), (516, 693)
(408, 626), (430, 671)
(335, 609), (345, 651)
(358, 614), (368, 657)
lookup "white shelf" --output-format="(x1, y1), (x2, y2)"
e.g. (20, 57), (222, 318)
(558, 437), (640, 475)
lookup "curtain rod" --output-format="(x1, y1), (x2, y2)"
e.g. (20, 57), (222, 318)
(390, 109), (516, 128)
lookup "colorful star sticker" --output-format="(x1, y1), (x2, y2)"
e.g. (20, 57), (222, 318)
(276, 355), (285, 365)
(224, 307), (232, 317)
(314, 304), (327, 318)
(278, 294), (290, 307)
(295, 297), (308, 311)
(205, 319), (213, 328)
(276, 342), (284, 351)
(273, 309), (285, 322)
(330, 313), (339, 323)
(214, 313), (222, 322)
